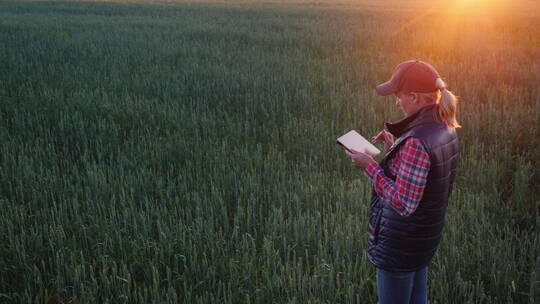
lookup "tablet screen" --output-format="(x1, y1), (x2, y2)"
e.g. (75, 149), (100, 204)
(337, 130), (381, 156)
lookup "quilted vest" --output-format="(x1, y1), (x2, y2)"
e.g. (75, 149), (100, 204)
(367, 104), (459, 272)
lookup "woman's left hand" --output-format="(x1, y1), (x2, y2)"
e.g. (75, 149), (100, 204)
(345, 149), (376, 170)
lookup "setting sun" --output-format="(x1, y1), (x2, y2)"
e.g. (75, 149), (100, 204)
(449, 0), (512, 12)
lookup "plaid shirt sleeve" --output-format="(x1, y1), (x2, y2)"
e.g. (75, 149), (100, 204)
(364, 137), (431, 217)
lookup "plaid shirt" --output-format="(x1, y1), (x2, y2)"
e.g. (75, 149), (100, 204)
(364, 137), (431, 217)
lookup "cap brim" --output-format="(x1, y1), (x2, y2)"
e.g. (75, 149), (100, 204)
(375, 80), (398, 96)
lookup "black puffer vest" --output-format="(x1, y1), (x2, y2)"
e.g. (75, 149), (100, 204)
(368, 104), (459, 272)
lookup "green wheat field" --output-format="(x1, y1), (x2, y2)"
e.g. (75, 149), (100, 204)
(0, 0), (538, 303)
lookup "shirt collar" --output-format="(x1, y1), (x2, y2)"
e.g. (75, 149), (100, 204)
(385, 104), (438, 138)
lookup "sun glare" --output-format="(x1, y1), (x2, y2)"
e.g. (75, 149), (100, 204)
(449, 0), (510, 13)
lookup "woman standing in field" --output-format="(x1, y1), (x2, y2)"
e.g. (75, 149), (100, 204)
(345, 60), (460, 304)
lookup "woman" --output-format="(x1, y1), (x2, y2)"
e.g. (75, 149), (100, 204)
(345, 60), (460, 304)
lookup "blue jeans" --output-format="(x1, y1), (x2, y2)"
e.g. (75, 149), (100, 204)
(376, 266), (428, 304)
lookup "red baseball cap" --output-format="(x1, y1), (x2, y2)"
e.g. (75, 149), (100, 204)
(375, 60), (441, 96)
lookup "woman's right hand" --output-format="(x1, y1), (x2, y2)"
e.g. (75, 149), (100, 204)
(372, 130), (394, 151)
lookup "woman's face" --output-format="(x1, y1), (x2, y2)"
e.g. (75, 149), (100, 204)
(394, 91), (419, 117)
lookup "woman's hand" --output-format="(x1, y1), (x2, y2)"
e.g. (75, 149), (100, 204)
(372, 130), (394, 151)
(345, 149), (375, 170)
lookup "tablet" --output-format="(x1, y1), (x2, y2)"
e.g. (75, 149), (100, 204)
(337, 130), (381, 156)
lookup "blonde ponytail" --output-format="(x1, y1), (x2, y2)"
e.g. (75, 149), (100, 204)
(435, 78), (461, 128)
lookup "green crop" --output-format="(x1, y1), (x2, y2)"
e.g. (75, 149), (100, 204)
(0, 1), (538, 303)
